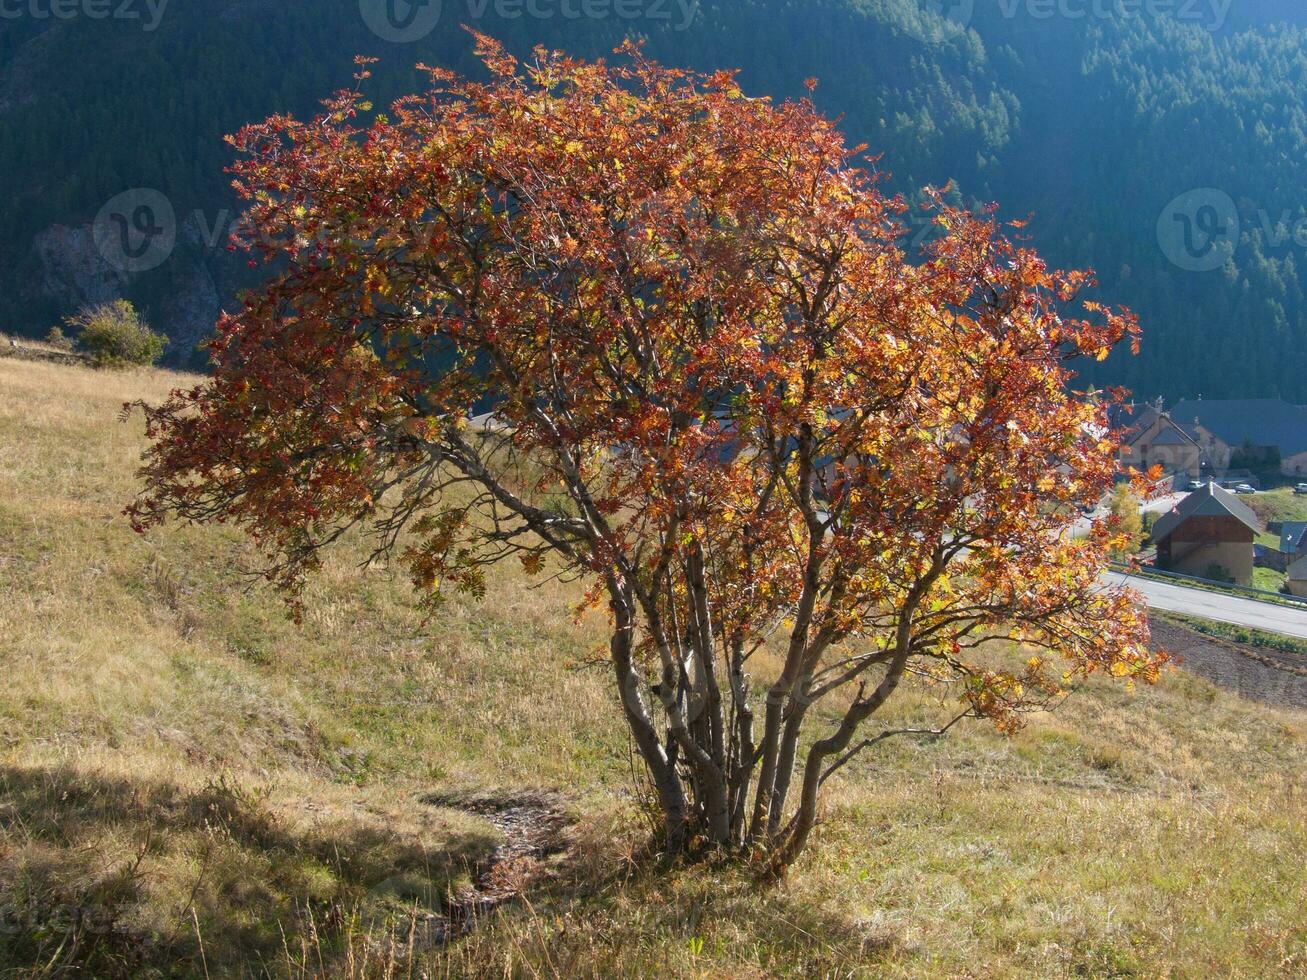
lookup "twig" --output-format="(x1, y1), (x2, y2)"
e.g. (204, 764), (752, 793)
(818, 709), (972, 788)
(191, 907), (210, 980)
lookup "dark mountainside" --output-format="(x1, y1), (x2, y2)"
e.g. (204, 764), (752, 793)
(4, 0), (1307, 400)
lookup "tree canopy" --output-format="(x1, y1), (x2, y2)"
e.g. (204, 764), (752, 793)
(129, 37), (1164, 871)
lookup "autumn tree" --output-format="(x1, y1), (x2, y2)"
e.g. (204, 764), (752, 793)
(1109, 482), (1144, 557)
(128, 37), (1164, 874)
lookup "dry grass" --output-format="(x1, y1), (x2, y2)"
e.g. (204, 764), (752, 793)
(0, 357), (1304, 978)
(0, 333), (70, 357)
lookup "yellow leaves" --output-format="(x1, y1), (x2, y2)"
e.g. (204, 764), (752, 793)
(156, 42), (1158, 756)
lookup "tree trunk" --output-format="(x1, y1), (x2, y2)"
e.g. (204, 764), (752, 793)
(608, 594), (690, 856)
(747, 690), (788, 844)
(767, 702), (808, 837)
(770, 651), (912, 875)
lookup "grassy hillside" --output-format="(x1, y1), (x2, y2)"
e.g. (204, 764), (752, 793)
(0, 358), (1304, 978)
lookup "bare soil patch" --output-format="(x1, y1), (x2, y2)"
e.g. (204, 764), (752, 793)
(1151, 618), (1307, 709)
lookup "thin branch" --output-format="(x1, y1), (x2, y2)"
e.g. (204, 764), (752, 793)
(817, 708), (973, 788)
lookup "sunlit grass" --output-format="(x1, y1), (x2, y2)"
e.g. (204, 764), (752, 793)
(1250, 486), (1307, 525)
(1, 358), (1304, 977)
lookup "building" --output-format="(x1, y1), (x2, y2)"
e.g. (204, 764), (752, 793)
(1151, 482), (1262, 585)
(1169, 398), (1307, 476)
(1288, 554), (1307, 598)
(1116, 402), (1207, 478)
(1280, 521), (1307, 559)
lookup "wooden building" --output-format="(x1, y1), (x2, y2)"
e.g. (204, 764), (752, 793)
(1151, 482), (1262, 585)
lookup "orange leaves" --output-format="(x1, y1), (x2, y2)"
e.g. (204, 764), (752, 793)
(130, 37), (1156, 749)
(963, 671), (1030, 736)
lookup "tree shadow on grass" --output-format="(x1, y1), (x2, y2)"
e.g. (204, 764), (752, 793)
(0, 766), (896, 977)
(0, 764), (499, 978)
(433, 813), (906, 977)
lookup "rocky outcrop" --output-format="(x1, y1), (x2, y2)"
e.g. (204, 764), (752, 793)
(31, 213), (222, 368)
(32, 223), (129, 311)
(156, 216), (223, 365)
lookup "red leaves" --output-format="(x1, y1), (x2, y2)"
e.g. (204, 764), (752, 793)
(128, 38), (1160, 728)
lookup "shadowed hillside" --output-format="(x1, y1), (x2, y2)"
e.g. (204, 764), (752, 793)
(11, 4), (1307, 400)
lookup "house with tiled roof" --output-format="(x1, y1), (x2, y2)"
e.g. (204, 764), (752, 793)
(1273, 522), (1307, 593)
(1280, 521), (1307, 558)
(1114, 401), (1209, 478)
(1169, 398), (1307, 476)
(1288, 554), (1307, 597)
(1152, 481), (1263, 585)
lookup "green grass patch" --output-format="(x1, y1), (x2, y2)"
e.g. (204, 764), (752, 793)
(1256, 530), (1282, 549)
(1249, 487), (1307, 525)
(1253, 566), (1289, 593)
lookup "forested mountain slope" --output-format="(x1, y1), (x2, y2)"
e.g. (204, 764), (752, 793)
(4, 0), (1307, 399)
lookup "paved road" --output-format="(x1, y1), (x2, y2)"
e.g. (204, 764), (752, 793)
(1105, 570), (1307, 640)
(1142, 490), (1189, 516)
(1069, 490), (1190, 539)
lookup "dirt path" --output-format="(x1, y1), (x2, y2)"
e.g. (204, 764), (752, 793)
(0, 340), (89, 367)
(412, 790), (573, 947)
